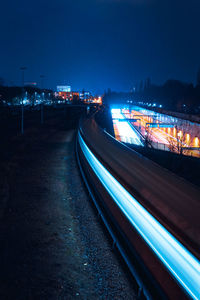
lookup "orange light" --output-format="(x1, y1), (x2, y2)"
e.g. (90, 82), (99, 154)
(194, 137), (199, 147)
(177, 131), (182, 138)
(186, 134), (190, 144)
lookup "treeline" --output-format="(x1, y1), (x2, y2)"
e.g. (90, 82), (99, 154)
(140, 79), (200, 112)
(0, 85), (53, 104)
(103, 79), (200, 114)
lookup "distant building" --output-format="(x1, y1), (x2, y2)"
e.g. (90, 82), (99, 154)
(58, 91), (72, 101)
(72, 92), (79, 100)
(79, 91), (91, 101)
(57, 85), (71, 92)
(56, 86), (71, 101)
(56, 90), (80, 102)
(25, 82), (37, 86)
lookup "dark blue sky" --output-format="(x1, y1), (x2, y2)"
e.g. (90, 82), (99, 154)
(1, 0), (200, 93)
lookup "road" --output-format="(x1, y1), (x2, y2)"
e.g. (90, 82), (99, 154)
(81, 118), (200, 259)
(80, 117), (200, 299)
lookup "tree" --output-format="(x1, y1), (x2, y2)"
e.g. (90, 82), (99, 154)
(146, 77), (151, 89)
(139, 80), (143, 92)
(196, 68), (200, 86)
(144, 125), (153, 147)
(72, 95), (80, 104)
(167, 124), (190, 155)
(0, 77), (4, 86)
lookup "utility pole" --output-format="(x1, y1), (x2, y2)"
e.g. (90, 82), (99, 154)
(40, 75), (45, 124)
(34, 92), (37, 106)
(20, 67), (27, 134)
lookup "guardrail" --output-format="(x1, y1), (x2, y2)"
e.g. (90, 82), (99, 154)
(77, 117), (200, 300)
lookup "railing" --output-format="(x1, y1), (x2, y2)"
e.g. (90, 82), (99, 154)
(150, 141), (200, 157)
(115, 133), (200, 158)
(150, 141), (169, 151)
(77, 118), (200, 300)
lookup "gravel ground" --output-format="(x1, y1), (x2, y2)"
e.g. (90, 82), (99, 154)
(0, 114), (137, 300)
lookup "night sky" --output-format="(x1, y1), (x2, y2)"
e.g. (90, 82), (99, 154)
(1, 0), (200, 93)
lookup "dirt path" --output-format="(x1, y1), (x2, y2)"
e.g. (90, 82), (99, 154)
(0, 123), (136, 299)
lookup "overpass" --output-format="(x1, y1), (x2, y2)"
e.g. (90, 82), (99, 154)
(77, 117), (200, 300)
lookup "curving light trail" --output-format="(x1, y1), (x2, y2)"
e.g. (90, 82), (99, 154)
(78, 131), (200, 300)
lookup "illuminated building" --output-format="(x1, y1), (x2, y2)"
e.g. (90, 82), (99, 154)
(72, 92), (79, 98)
(80, 91), (91, 101)
(57, 85), (71, 92)
(56, 85), (72, 101)
(58, 91), (72, 101)
(93, 96), (102, 104)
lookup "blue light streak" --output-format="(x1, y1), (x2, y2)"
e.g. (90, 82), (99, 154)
(111, 108), (143, 145)
(78, 132), (200, 300)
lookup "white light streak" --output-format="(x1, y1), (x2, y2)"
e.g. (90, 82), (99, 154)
(111, 109), (143, 145)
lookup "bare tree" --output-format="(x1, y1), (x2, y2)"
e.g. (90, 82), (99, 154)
(196, 67), (200, 86)
(144, 125), (153, 147)
(167, 123), (191, 155)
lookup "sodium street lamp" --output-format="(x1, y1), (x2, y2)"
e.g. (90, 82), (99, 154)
(20, 67), (27, 134)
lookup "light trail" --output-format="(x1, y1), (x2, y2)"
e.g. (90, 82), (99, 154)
(79, 131), (200, 300)
(111, 109), (143, 145)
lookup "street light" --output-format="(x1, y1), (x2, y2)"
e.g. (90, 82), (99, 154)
(40, 75), (45, 124)
(34, 92), (37, 106)
(20, 66), (27, 134)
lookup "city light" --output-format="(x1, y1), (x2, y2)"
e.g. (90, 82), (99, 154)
(194, 137), (199, 147)
(177, 131), (182, 138)
(186, 134), (190, 144)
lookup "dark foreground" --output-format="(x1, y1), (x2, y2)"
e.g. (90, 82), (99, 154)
(0, 109), (136, 300)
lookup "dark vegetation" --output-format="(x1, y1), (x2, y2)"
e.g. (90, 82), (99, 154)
(0, 84), (53, 105)
(103, 78), (200, 114)
(0, 106), (86, 152)
(94, 106), (114, 136)
(127, 144), (200, 188)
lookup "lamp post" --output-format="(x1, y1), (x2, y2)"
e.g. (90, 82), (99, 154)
(34, 91), (37, 106)
(40, 75), (45, 124)
(41, 92), (44, 124)
(20, 67), (27, 134)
